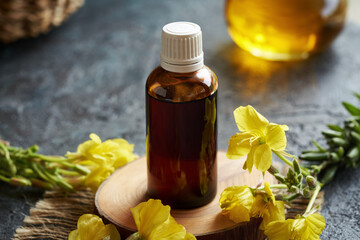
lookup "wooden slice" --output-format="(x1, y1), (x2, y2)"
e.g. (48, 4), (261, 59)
(95, 151), (275, 240)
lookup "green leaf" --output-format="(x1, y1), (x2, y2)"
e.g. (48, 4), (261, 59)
(354, 92), (360, 102)
(327, 124), (343, 132)
(320, 165), (338, 185)
(312, 140), (327, 152)
(331, 137), (348, 147)
(347, 146), (360, 161)
(342, 102), (360, 116)
(351, 131), (360, 143)
(322, 130), (343, 138)
(300, 152), (329, 161)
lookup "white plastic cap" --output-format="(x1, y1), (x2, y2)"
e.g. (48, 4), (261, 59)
(160, 22), (204, 73)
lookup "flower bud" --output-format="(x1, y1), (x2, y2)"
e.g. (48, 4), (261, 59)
(297, 174), (303, 184)
(10, 177), (31, 187)
(290, 185), (299, 193)
(268, 165), (279, 175)
(20, 168), (36, 178)
(311, 165), (321, 174)
(31, 179), (54, 190)
(274, 173), (286, 183)
(302, 187), (311, 198)
(306, 175), (318, 189)
(293, 159), (301, 174)
(29, 145), (39, 153)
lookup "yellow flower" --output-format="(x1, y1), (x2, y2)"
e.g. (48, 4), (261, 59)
(68, 214), (120, 240)
(72, 133), (137, 192)
(77, 133), (137, 168)
(264, 218), (293, 240)
(265, 213), (326, 240)
(130, 199), (196, 240)
(227, 105), (288, 173)
(250, 182), (285, 229)
(219, 186), (255, 223)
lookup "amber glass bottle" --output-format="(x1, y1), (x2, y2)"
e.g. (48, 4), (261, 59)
(146, 22), (218, 208)
(225, 0), (347, 61)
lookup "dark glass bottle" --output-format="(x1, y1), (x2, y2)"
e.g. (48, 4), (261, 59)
(146, 22), (218, 208)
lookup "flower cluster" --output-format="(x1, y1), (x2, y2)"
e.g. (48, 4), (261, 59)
(222, 105), (326, 240)
(0, 133), (137, 193)
(66, 133), (137, 192)
(220, 182), (284, 229)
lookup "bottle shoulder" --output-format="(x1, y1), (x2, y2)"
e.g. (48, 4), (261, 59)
(146, 66), (218, 102)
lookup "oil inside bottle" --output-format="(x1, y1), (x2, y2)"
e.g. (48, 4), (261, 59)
(225, 0), (347, 60)
(146, 67), (217, 209)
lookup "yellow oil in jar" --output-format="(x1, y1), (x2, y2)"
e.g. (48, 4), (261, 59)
(225, 0), (347, 61)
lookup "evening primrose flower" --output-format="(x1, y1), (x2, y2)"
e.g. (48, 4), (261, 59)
(68, 214), (120, 240)
(219, 186), (255, 223)
(128, 199), (196, 240)
(227, 105), (288, 173)
(250, 182), (285, 229)
(265, 213), (326, 240)
(76, 133), (137, 168)
(67, 133), (137, 192)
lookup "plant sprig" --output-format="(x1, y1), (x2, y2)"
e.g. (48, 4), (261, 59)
(0, 141), (87, 192)
(300, 93), (360, 184)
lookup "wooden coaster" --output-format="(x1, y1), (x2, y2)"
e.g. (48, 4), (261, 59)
(95, 151), (275, 240)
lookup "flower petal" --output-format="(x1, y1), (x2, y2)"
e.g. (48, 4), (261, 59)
(265, 219), (293, 240)
(265, 124), (287, 151)
(253, 144), (272, 172)
(185, 233), (197, 240)
(148, 216), (186, 240)
(131, 199), (171, 239)
(68, 229), (79, 240)
(219, 186), (255, 223)
(298, 213), (326, 240)
(226, 133), (253, 159)
(76, 140), (98, 158)
(264, 182), (275, 204)
(291, 217), (306, 239)
(70, 214), (120, 240)
(90, 133), (102, 144)
(263, 200), (285, 227)
(233, 106), (269, 132)
(306, 213), (326, 234)
(84, 166), (114, 193)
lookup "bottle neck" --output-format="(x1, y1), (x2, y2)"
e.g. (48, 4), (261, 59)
(160, 57), (204, 73)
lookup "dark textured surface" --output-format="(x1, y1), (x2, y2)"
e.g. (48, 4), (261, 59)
(0, 0), (360, 239)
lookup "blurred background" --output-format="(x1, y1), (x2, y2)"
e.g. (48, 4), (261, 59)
(0, 0), (360, 239)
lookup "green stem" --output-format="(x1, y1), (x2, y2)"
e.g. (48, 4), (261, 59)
(60, 162), (90, 175)
(0, 143), (17, 176)
(278, 193), (300, 201)
(304, 184), (321, 215)
(0, 174), (10, 183)
(30, 162), (55, 184)
(0, 143), (10, 160)
(30, 154), (68, 162)
(274, 151), (310, 176)
(57, 169), (80, 176)
(274, 151), (293, 167)
(256, 184), (288, 190)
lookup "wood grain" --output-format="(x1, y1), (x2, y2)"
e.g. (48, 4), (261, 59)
(95, 151), (275, 239)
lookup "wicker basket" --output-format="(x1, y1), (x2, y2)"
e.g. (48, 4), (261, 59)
(0, 0), (85, 43)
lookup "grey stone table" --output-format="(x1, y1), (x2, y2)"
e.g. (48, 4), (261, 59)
(0, 0), (360, 239)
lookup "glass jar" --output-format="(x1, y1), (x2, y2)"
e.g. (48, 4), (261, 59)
(225, 0), (347, 61)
